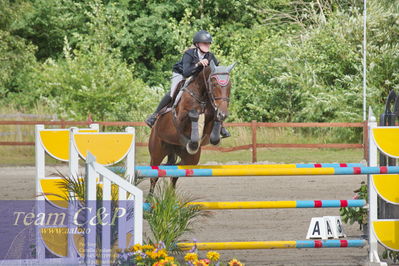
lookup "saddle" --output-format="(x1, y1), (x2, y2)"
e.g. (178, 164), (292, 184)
(158, 77), (193, 116)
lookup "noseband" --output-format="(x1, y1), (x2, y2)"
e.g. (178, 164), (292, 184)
(178, 68), (230, 120)
(202, 69), (230, 115)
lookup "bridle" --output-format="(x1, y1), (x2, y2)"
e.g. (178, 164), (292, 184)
(179, 68), (230, 119)
(171, 66), (231, 143)
(202, 69), (230, 112)
(180, 69), (230, 118)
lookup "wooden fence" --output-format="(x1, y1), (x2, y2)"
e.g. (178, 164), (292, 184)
(0, 119), (368, 163)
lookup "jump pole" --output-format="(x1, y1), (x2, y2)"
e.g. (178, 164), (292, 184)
(136, 166), (399, 178)
(177, 240), (367, 250)
(110, 163), (364, 174)
(143, 199), (365, 211)
(186, 200), (366, 209)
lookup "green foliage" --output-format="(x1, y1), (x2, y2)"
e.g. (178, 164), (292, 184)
(11, 1), (156, 121)
(0, 0), (33, 32)
(0, 30), (37, 98)
(340, 181), (367, 227)
(382, 249), (399, 264)
(11, 0), (90, 60)
(1, 0), (399, 128)
(222, 0), (399, 125)
(144, 181), (210, 251)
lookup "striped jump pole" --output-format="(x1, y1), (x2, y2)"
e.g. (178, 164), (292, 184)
(136, 166), (399, 178)
(110, 163), (364, 174)
(142, 200), (365, 211)
(186, 200), (366, 210)
(138, 163), (364, 169)
(177, 240), (367, 250)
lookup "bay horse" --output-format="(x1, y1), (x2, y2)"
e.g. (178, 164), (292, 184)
(148, 60), (236, 193)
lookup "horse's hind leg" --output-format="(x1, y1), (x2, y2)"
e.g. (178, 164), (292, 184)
(149, 136), (168, 194)
(166, 153), (177, 165)
(166, 152), (179, 189)
(171, 148), (202, 188)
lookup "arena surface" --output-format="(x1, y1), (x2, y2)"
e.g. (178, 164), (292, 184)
(0, 164), (369, 265)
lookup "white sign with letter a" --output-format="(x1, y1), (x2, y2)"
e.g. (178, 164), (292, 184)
(324, 216), (346, 238)
(306, 217), (334, 239)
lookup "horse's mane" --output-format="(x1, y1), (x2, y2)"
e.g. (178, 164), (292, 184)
(191, 65), (211, 86)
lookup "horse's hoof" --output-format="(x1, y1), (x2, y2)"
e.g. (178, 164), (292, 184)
(210, 137), (220, 145)
(211, 139), (220, 146)
(189, 141), (199, 150)
(186, 142), (199, 155)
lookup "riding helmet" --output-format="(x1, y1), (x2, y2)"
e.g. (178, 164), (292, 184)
(193, 30), (213, 44)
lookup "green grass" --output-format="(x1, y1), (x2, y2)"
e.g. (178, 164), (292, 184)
(0, 146), (64, 166)
(0, 146), (363, 166)
(0, 126), (365, 166)
(0, 106), (364, 166)
(137, 147), (363, 165)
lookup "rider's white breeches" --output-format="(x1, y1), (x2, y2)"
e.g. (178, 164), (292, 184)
(170, 72), (184, 96)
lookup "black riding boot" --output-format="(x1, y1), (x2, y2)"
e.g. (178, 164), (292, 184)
(145, 93), (172, 127)
(220, 126), (231, 138)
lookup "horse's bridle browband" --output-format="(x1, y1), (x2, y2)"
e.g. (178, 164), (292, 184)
(202, 69), (230, 113)
(176, 69), (230, 120)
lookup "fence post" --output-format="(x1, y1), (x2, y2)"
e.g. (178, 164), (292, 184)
(87, 113), (93, 124)
(363, 120), (368, 163)
(251, 120), (257, 163)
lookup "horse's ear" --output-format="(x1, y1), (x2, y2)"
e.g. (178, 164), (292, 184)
(210, 60), (216, 73)
(226, 62), (237, 73)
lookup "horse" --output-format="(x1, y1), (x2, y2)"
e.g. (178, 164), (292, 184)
(148, 60), (236, 193)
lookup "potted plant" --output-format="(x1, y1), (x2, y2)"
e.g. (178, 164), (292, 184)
(339, 181), (368, 234)
(340, 181), (399, 264)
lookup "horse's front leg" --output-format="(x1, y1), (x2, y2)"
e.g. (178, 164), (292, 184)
(210, 120), (222, 145)
(186, 110), (204, 154)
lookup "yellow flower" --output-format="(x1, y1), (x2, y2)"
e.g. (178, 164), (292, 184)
(133, 244), (142, 251)
(165, 256), (175, 261)
(143, 244), (155, 251)
(136, 255), (143, 261)
(228, 259), (244, 266)
(184, 252), (198, 262)
(147, 251), (159, 260)
(206, 251), (220, 261)
(157, 249), (168, 258)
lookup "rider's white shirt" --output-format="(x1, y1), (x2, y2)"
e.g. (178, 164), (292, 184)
(198, 49), (205, 60)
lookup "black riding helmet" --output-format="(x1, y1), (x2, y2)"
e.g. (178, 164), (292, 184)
(193, 30), (212, 44)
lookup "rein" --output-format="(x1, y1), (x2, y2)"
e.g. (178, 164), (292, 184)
(171, 66), (231, 144)
(202, 69), (230, 118)
(172, 67), (230, 127)
(182, 87), (207, 109)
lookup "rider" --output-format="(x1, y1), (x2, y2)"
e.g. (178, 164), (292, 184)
(145, 30), (230, 138)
